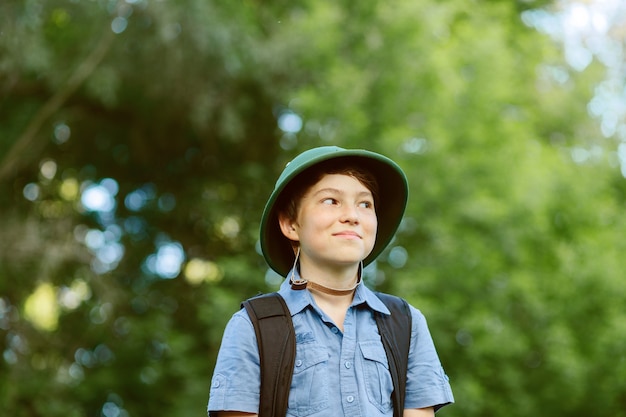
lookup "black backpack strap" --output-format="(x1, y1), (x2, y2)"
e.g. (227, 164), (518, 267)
(375, 292), (412, 417)
(242, 293), (295, 417)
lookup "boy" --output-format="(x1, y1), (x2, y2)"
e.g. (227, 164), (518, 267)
(208, 146), (454, 416)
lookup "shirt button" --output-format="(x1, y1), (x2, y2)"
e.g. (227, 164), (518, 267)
(331, 327), (339, 334)
(212, 380), (220, 388)
(344, 361), (352, 369)
(295, 359), (303, 367)
(346, 395), (354, 403)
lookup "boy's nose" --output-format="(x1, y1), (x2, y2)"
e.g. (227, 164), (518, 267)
(340, 205), (359, 223)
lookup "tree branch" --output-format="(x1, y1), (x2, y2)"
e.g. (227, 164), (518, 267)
(0, 26), (115, 183)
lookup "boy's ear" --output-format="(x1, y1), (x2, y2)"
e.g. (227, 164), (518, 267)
(278, 214), (299, 241)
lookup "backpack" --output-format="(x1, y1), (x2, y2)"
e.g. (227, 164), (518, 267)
(241, 291), (412, 417)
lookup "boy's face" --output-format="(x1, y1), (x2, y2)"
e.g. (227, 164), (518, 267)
(279, 173), (378, 271)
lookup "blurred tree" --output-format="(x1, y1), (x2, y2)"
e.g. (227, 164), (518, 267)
(1, 0), (624, 417)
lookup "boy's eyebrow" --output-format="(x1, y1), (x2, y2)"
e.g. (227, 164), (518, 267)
(311, 188), (373, 198)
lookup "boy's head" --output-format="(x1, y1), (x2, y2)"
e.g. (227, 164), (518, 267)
(260, 146), (408, 277)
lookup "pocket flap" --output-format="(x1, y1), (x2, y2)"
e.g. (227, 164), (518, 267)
(359, 341), (389, 369)
(293, 345), (329, 373)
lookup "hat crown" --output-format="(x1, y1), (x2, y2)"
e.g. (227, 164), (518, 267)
(274, 146), (346, 189)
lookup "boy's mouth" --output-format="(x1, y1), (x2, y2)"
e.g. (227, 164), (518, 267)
(333, 231), (361, 239)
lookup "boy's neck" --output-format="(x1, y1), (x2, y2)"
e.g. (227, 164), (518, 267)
(298, 261), (360, 291)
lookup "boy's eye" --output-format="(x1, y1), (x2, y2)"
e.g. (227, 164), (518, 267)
(322, 198), (337, 205)
(359, 201), (373, 209)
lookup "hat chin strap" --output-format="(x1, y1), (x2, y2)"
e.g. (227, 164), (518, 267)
(289, 247), (308, 290)
(306, 277), (361, 296)
(289, 248), (362, 295)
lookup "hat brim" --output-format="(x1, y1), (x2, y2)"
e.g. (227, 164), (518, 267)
(260, 147), (408, 277)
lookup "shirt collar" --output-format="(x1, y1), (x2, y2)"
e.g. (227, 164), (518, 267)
(277, 268), (391, 316)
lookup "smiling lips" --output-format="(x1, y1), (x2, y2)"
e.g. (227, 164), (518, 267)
(333, 231), (361, 239)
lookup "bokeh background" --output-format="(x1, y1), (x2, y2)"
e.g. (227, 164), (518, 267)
(1, 0), (626, 416)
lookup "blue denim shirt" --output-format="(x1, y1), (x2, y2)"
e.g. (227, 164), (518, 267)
(208, 270), (454, 416)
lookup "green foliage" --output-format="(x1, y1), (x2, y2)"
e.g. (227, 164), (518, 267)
(1, 0), (625, 416)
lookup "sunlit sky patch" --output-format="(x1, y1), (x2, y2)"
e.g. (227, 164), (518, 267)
(144, 241), (186, 279)
(81, 179), (118, 212)
(522, 0), (626, 174)
(124, 185), (153, 212)
(559, 0), (625, 146)
(278, 111), (303, 134)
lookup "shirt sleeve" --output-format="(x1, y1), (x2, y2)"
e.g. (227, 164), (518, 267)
(404, 306), (454, 411)
(207, 309), (260, 414)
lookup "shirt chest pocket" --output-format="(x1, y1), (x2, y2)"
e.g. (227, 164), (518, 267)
(289, 344), (330, 416)
(359, 340), (394, 413)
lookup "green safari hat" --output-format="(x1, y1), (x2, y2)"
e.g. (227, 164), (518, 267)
(260, 146), (409, 277)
